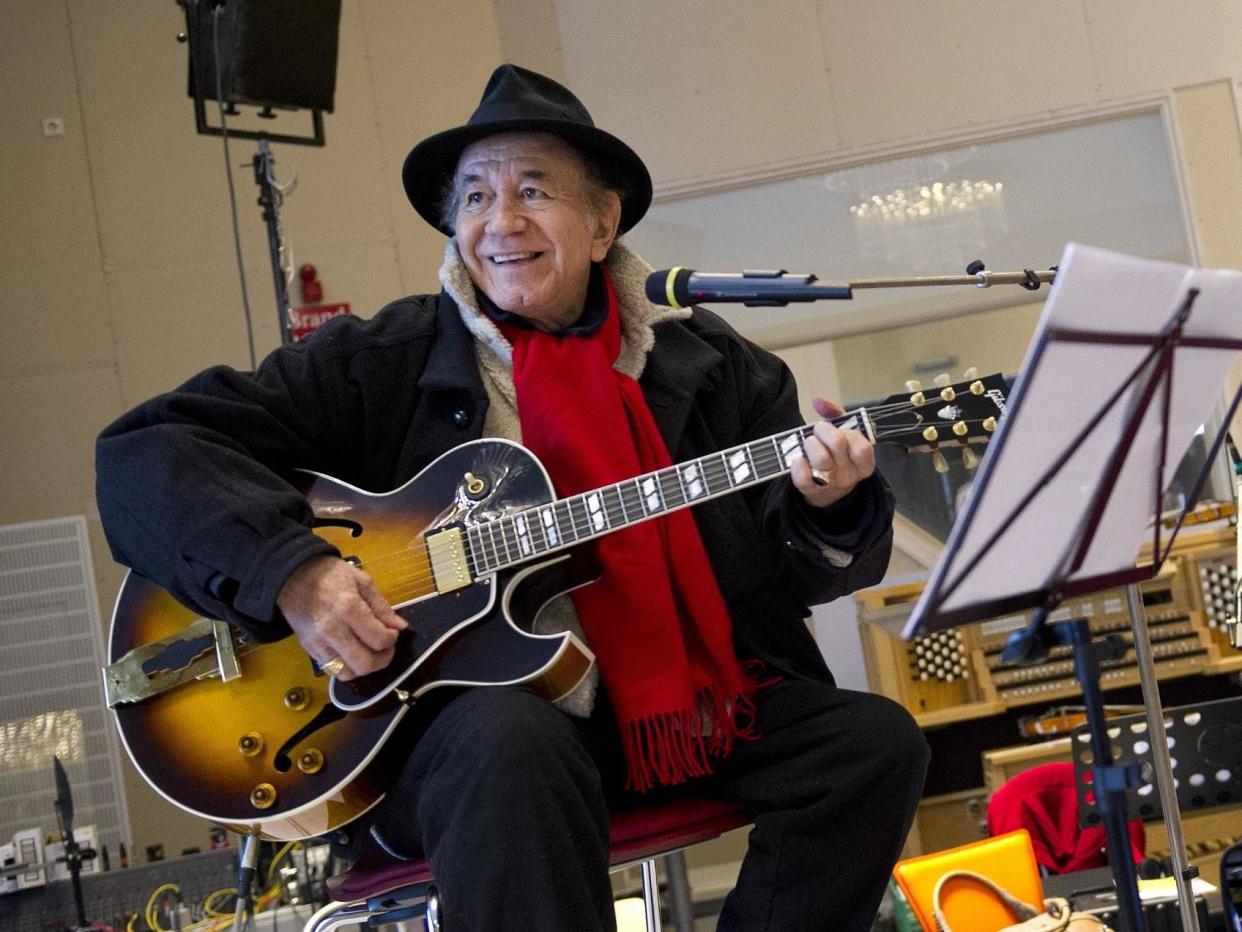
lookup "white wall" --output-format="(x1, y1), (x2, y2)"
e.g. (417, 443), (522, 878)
(553, 1), (1242, 196)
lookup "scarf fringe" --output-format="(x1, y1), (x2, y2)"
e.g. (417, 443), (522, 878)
(622, 672), (769, 793)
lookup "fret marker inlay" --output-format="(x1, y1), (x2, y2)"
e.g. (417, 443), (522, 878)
(779, 433), (802, 469)
(682, 463), (704, 498)
(540, 507), (559, 546)
(641, 477), (662, 513)
(729, 450), (751, 484)
(587, 492), (607, 531)
(514, 515), (532, 556)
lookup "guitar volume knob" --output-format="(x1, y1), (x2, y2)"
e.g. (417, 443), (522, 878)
(284, 687), (310, 710)
(297, 748), (325, 774)
(238, 732), (264, 757)
(249, 783), (277, 810)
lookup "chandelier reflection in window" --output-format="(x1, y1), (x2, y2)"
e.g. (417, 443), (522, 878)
(828, 151), (1008, 272)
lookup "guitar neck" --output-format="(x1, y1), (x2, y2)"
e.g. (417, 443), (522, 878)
(464, 410), (873, 576)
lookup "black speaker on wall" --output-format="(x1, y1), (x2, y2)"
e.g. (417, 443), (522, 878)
(182, 0), (341, 144)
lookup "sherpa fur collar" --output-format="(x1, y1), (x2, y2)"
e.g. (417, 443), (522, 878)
(438, 238), (691, 385)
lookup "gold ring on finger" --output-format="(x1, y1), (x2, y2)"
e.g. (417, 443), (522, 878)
(320, 657), (346, 677)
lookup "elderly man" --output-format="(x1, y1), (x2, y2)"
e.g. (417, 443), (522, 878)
(97, 65), (928, 931)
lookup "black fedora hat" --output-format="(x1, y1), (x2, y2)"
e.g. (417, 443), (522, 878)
(402, 64), (653, 236)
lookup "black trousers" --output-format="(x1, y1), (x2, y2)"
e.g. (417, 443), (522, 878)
(365, 677), (929, 931)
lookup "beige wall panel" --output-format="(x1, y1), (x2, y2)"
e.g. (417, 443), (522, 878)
(555, 0), (838, 186)
(356, 0), (506, 283)
(493, 0), (567, 81)
(0, 368), (124, 522)
(397, 235), (455, 298)
(818, 0), (1097, 147)
(66, 0), (240, 271)
(1172, 80), (1242, 444)
(0, 2), (110, 380)
(1173, 80), (1242, 271)
(106, 260), (283, 407)
(772, 339), (845, 418)
(1086, 0), (1242, 99)
(2, 254), (117, 381)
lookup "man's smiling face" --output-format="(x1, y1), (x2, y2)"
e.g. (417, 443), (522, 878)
(452, 132), (620, 331)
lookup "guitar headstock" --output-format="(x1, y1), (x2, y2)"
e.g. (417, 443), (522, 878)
(868, 369), (1007, 471)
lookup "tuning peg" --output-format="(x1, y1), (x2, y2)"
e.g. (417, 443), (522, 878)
(962, 447), (979, 470)
(940, 386), (956, 402)
(963, 367), (978, 379)
(905, 379), (922, 392)
(922, 426), (940, 443)
(983, 417), (998, 432)
(932, 451), (950, 474)
(933, 373), (951, 387)
(952, 421), (969, 437)
(970, 380), (985, 395)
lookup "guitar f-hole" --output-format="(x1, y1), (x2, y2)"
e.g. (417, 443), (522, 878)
(311, 517), (364, 537)
(272, 703), (347, 773)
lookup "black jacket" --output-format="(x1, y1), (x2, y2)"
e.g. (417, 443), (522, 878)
(96, 291), (895, 684)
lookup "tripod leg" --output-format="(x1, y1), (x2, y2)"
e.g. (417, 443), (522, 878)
(1126, 584), (1200, 932)
(233, 831), (261, 932)
(1064, 619), (1146, 932)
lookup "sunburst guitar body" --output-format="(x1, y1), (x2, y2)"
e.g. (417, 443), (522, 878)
(106, 441), (593, 840)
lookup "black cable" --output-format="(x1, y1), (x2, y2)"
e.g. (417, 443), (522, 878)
(210, 3), (259, 371)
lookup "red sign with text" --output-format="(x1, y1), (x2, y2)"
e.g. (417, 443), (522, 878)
(291, 302), (351, 340)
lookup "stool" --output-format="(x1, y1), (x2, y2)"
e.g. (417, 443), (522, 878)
(302, 796), (750, 932)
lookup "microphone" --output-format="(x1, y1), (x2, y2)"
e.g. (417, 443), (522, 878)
(645, 267), (853, 308)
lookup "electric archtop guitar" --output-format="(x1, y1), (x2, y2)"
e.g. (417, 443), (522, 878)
(103, 373), (1006, 840)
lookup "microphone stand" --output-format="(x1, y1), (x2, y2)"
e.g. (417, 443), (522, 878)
(848, 261), (1055, 292)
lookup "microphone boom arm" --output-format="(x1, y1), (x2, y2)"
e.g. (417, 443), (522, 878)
(646, 262), (1057, 308)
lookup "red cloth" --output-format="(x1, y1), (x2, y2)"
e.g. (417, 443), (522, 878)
(987, 762), (1145, 874)
(494, 271), (754, 791)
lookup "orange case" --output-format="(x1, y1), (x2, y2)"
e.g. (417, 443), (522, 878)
(892, 828), (1044, 932)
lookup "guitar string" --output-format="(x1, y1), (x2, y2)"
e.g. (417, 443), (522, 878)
(176, 391), (999, 677)
(191, 416), (993, 672)
(335, 398), (1002, 596)
(340, 410), (999, 601)
(353, 387), (992, 586)
(361, 421), (989, 596)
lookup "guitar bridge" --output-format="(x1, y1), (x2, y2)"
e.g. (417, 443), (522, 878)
(102, 617), (241, 708)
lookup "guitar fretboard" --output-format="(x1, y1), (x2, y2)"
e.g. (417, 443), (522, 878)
(464, 412), (869, 576)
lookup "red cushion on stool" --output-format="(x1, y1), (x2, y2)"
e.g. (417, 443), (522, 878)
(609, 798), (750, 864)
(326, 797), (750, 902)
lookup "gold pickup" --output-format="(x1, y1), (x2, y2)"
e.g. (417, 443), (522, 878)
(427, 526), (472, 593)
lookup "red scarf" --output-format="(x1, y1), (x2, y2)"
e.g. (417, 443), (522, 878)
(492, 270), (755, 791)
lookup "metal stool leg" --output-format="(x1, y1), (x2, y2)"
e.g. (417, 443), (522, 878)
(663, 851), (694, 932)
(640, 858), (663, 932)
(425, 884), (442, 932)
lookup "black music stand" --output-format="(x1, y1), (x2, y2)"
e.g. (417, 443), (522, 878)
(903, 243), (1242, 932)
